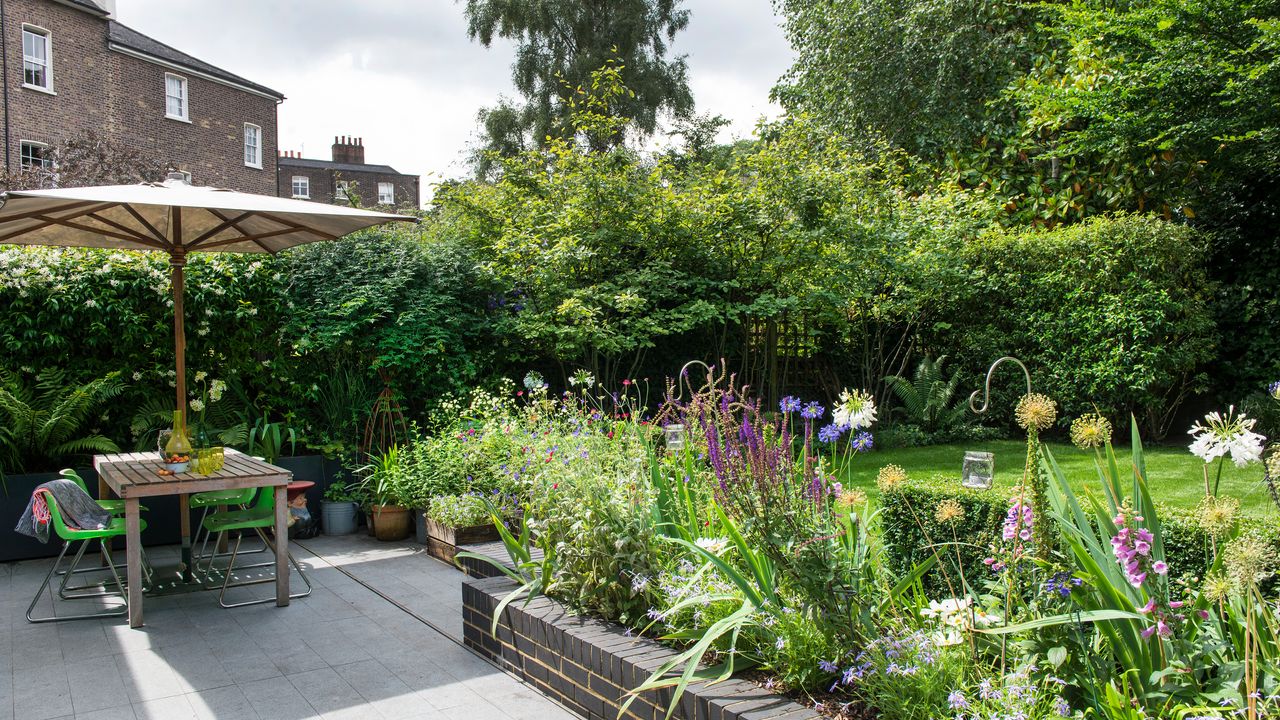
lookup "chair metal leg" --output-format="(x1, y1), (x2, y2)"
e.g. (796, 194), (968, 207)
(217, 529), (312, 609)
(194, 506), (265, 580)
(27, 540), (127, 623)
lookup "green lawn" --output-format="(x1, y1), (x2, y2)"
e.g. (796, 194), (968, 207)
(840, 440), (1279, 519)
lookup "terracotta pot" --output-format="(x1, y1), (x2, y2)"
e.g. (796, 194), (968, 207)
(370, 504), (411, 541)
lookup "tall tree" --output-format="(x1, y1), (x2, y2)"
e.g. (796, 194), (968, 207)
(771, 0), (1031, 159)
(464, 0), (695, 169)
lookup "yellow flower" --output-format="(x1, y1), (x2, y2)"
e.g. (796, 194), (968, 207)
(1015, 393), (1057, 432)
(935, 499), (965, 524)
(1202, 572), (1233, 603)
(1196, 495), (1239, 540)
(836, 488), (868, 509)
(876, 464), (908, 491)
(1223, 532), (1278, 590)
(1070, 413), (1112, 450)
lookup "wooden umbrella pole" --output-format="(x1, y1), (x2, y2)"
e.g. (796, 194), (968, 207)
(171, 205), (185, 427)
(172, 249), (186, 427)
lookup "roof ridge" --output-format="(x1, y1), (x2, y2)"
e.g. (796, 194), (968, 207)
(107, 20), (284, 100)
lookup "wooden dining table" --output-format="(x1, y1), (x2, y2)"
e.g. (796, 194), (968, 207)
(93, 449), (293, 628)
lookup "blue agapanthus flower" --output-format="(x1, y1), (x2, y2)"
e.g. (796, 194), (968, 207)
(850, 431), (874, 453)
(801, 401), (824, 420)
(817, 423), (844, 443)
(779, 396), (802, 413)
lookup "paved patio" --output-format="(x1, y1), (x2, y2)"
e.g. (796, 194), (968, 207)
(1, 535), (577, 720)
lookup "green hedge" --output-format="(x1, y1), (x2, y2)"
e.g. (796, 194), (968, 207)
(881, 477), (1279, 597)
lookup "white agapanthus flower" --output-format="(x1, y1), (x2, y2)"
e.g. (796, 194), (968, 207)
(1188, 406), (1266, 467)
(694, 537), (729, 555)
(833, 389), (878, 430)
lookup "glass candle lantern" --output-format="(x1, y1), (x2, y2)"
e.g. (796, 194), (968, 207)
(663, 424), (685, 451)
(961, 451), (995, 489)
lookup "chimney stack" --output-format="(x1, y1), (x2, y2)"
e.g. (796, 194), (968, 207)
(331, 135), (365, 165)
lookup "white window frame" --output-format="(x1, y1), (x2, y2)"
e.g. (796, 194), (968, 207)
(22, 25), (53, 93)
(19, 140), (51, 171)
(243, 123), (262, 169)
(291, 175), (310, 199)
(377, 182), (394, 205)
(334, 180), (350, 202)
(164, 73), (189, 121)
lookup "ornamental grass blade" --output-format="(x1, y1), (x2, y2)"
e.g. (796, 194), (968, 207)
(975, 608), (1147, 635)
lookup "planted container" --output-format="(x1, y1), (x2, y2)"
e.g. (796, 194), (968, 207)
(425, 517), (499, 564)
(321, 500), (359, 535)
(371, 504), (411, 541)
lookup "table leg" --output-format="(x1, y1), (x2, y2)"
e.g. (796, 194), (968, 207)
(100, 476), (114, 566)
(179, 493), (193, 583)
(274, 485), (289, 607)
(125, 498), (143, 628)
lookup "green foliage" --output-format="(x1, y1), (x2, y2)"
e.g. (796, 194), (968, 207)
(281, 227), (493, 404)
(247, 414), (296, 465)
(773, 0), (1032, 159)
(952, 215), (1217, 438)
(883, 355), (987, 443)
(0, 369), (123, 478)
(463, 0), (693, 165)
(879, 477), (1005, 597)
(425, 494), (490, 528)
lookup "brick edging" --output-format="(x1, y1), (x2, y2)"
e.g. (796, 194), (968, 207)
(462, 575), (818, 720)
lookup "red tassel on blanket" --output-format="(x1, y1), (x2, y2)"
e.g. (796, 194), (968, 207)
(32, 489), (51, 526)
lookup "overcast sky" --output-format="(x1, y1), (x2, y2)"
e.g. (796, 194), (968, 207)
(114, 1), (794, 205)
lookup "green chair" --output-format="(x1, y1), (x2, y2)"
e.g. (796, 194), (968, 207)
(201, 487), (312, 608)
(26, 489), (146, 623)
(191, 487), (262, 578)
(58, 469), (147, 515)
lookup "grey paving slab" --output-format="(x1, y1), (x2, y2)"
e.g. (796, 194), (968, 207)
(2, 536), (578, 720)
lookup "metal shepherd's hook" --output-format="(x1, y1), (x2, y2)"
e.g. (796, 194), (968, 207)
(968, 356), (1032, 415)
(675, 360), (715, 403)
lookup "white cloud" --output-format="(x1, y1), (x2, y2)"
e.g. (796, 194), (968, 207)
(113, 0), (793, 205)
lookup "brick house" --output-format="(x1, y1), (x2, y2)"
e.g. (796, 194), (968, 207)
(278, 136), (419, 209)
(2, 0), (283, 193)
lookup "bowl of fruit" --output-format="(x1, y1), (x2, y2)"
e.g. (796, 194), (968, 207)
(162, 453), (191, 474)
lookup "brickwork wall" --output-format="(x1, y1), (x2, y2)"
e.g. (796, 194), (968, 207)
(462, 575), (818, 720)
(277, 160), (419, 208)
(110, 58), (277, 193)
(4, 0), (277, 193)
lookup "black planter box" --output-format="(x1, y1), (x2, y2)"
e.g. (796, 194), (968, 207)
(462, 575), (818, 720)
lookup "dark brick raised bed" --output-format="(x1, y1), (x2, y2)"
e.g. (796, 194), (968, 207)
(463, 574), (818, 720)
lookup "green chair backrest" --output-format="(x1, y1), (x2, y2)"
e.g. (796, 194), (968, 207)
(58, 469), (90, 495)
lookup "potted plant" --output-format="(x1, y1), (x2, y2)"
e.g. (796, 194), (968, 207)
(424, 492), (508, 563)
(320, 477), (359, 535)
(360, 447), (412, 541)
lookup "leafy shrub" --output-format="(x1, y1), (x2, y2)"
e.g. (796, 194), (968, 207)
(0, 369), (124, 476)
(881, 475), (1280, 598)
(426, 494), (490, 528)
(879, 477), (1005, 597)
(948, 214), (1217, 439)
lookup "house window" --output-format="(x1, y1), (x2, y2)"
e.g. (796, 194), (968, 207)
(22, 26), (51, 91)
(243, 123), (262, 168)
(19, 141), (51, 170)
(377, 183), (394, 205)
(291, 176), (310, 199)
(165, 73), (188, 121)
(334, 180), (350, 202)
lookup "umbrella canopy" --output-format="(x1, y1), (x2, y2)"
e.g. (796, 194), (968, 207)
(0, 173), (417, 425)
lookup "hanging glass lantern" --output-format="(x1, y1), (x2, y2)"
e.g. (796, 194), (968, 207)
(961, 451), (995, 489)
(663, 424), (685, 451)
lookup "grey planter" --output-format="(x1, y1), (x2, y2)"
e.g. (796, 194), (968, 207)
(321, 500), (359, 535)
(414, 509), (428, 544)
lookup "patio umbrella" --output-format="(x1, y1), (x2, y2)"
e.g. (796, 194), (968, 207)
(0, 173), (417, 423)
